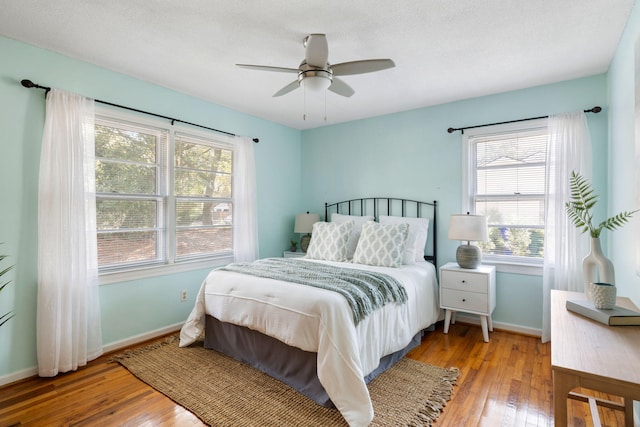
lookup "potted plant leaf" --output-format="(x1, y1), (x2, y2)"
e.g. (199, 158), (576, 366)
(0, 247), (15, 327)
(565, 170), (638, 302)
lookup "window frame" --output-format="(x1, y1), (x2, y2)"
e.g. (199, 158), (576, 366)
(95, 106), (235, 285)
(461, 119), (547, 276)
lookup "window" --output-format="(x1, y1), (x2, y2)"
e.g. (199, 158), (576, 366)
(95, 109), (234, 279)
(174, 132), (233, 260)
(462, 120), (548, 268)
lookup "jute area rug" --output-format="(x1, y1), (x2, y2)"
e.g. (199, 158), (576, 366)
(111, 336), (459, 426)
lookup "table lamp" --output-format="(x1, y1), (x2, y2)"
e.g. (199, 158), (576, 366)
(294, 212), (320, 252)
(448, 213), (488, 269)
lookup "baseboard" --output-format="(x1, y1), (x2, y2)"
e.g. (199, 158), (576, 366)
(102, 322), (183, 353)
(453, 312), (542, 338)
(0, 366), (39, 387)
(0, 323), (184, 387)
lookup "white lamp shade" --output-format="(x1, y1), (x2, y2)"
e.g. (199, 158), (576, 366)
(448, 214), (488, 242)
(294, 213), (320, 234)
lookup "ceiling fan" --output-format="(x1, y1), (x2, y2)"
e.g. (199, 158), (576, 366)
(237, 34), (395, 98)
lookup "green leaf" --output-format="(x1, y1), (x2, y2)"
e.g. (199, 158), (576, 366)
(566, 170), (638, 238)
(598, 210), (639, 232)
(0, 247), (15, 328)
(0, 281), (11, 293)
(0, 264), (14, 279)
(0, 312), (14, 328)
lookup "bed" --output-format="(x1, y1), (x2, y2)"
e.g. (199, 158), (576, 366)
(180, 197), (440, 427)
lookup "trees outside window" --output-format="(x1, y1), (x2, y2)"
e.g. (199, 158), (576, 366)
(95, 111), (234, 273)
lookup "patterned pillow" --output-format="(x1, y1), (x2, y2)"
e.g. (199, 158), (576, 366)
(305, 221), (354, 262)
(331, 213), (375, 260)
(352, 222), (409, 268)
(379, 216), (430, 263)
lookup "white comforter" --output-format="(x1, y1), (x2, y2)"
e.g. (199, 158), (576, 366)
(179, 258), (440, 427)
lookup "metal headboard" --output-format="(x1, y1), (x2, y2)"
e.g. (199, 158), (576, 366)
(324, 197), (438, 266)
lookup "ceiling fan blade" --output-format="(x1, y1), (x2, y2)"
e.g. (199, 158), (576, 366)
(273, 80), (300, 97)
(331, 59), (395, 76)
(328, 77), (355, 97)
(236, 64), (299, 73)
(304, 34), (329, 67)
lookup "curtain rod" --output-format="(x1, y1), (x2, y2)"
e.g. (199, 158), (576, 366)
(20, 79), (259, 143)
(446, 106), (602, 134)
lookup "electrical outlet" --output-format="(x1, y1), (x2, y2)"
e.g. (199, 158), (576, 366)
(180, 290), (187, 301)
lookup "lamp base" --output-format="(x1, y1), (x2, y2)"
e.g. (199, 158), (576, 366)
(301, 234), (312, 252)
(456, 244), (482, 269)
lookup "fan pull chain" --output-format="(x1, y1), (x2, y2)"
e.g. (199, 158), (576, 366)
(324, 89), (327, 123)
(303, 84), (307, 121)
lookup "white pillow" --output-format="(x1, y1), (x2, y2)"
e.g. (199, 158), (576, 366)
(352, 222), (409, 268)
(305, 221), (354, 262)
(379, 216), (430, 263)
(331, 213), (375, 260)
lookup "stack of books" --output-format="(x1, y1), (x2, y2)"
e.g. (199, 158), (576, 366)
(566, 299), (640, 326)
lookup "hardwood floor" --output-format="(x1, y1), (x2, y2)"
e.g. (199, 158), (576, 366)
(413, 323), (556, 426)
(0, 323), (627, 426)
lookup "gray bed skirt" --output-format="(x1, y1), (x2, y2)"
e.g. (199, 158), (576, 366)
(204, 315), (430, 407)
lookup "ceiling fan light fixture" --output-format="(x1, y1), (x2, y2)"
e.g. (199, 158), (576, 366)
(299, 69), (332, 91)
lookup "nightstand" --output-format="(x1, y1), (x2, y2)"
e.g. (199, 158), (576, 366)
(439, 262), (496, 342)
(283, 251), (306, 258)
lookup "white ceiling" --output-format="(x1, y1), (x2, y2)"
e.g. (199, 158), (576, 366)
(1, 1), (634, 130)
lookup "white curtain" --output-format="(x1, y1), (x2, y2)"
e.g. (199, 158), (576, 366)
(232, 136), (258, 262)
(541, 112), (592, 342)
(37, 89), (103, 376)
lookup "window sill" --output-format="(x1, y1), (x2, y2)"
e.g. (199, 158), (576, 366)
(481, 260), (543, 276)
(99, 256), (233, 285)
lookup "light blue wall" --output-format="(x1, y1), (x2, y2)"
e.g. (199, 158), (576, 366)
(301, 75), (608, 331)
(608, 2), (640, 307)
(0, 35), (302, 380)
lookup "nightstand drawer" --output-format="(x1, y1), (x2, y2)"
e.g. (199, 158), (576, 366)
(441, 270), (488, 293)
(441, 288), (488, 313)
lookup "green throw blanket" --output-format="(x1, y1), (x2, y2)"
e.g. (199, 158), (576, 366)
(220, 258), (407, 325)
